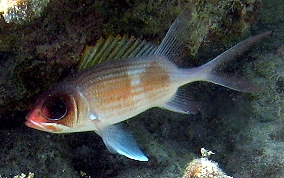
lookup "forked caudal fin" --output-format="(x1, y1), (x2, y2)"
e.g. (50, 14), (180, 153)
(194, 31), (272, 92)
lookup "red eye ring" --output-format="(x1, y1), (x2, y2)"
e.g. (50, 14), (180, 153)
(42, 96), (68, 121)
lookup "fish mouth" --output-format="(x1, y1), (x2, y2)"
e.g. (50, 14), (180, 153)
(25, 115), (59, 132)
(25, 107), (50, 131)
(25, 119), (46, 131)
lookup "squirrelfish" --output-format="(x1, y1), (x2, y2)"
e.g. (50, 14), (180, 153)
(25, 8), (271, 161)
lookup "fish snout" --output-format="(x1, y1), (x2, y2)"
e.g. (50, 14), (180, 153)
(25, 108), (46, 130)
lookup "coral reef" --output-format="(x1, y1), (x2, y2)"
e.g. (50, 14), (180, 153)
(119, 0), (262, 63)
(0, 0), (104, 113)
(0, 0), (283, 177)
(0, 0), (261, 114)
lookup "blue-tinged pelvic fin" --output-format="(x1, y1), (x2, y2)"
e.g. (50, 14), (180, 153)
(162, 88), (200, 114)
(78, 35), (157, 70)
(100, 124), (148, 161)
(200, 31), (272, 92)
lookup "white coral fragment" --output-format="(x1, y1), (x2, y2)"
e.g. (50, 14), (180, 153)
(183, 148), (232, 178)
(0, 0), (49, 23)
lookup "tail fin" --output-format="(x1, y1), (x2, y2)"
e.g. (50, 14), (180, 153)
(198, 31), (272, 92)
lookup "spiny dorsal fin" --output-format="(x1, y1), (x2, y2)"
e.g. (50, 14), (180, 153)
(78, 35), (157, 70)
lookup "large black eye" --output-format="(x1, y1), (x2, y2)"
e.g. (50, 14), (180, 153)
(42, 96), (68, 120)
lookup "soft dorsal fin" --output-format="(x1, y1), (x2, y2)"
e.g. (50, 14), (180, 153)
(154, 6), (194, 62)
(78, 35), (157, 70)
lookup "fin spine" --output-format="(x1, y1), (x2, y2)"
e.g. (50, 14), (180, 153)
(78, 35), (157, 70)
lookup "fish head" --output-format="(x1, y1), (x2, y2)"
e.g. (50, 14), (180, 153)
(26, 87), (91, 133)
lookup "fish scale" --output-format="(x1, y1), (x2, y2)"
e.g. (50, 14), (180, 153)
(78, 56), (174, 124)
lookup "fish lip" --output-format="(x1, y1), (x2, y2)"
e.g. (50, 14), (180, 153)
(25, 117), (59, 132)
(25, 118), (45, 130)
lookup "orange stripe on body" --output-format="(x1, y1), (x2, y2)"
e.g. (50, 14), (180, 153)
(78, 59), (174, 125)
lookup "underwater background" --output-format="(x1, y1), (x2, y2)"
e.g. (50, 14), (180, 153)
(0, 0), (283, 177)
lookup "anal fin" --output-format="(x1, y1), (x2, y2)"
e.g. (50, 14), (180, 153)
(100, 124), (148, 161)
(162, 89), (200, 114)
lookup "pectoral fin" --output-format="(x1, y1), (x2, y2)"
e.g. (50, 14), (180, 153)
(99, 124), (148, 161)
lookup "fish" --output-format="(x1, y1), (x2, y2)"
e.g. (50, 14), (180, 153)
(25, 7), (271, 161)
